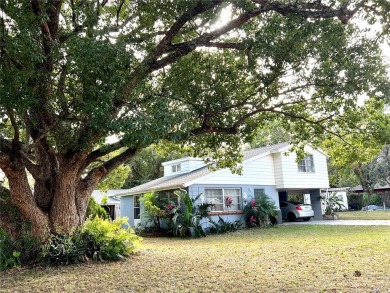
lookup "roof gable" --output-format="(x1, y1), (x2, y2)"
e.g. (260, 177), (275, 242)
(118, 142), (292, 196)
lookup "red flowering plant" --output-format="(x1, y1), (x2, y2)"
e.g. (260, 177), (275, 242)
(243, 194), (278, 227)
(249, 215), (255, 224)
(225, 196), (233, 209)
(165, 202), (176, 220)
(251, 199), (256, 207)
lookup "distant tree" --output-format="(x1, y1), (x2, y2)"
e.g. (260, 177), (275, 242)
(327, 159), (359, 188)
(322, 100), (390, 196)
(122, 142), (190, 189)
(249, 119), (290, 149)
(97, 165), (130, 192)
(366, 145), (390, 187)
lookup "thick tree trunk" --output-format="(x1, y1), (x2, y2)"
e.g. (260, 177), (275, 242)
(0, 155), (95, 241)
(5, 166), (50, 240)
(49, 164), (90, 232)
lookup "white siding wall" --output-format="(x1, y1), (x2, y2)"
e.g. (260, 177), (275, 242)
(274, 146), (329, 189)
(194, 155), (276, 185)
(163, 158), (206, 177)
(273, 152), (284, 187)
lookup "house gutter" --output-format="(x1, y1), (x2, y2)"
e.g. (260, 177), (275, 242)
(114, 184), (185, 197)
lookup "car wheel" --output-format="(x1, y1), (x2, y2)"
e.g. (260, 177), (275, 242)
(287, 212), (296, 222)
(302, 217), (311, 221)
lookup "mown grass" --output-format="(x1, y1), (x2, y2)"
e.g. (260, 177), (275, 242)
(337, 210), (390, 220)
(1, 225), (389, 293)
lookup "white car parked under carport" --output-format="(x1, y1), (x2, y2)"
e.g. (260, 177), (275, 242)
(280, 201), (314, 222)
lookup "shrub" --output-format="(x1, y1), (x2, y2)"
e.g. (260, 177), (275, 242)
(243, 194), (278, 227)
(0, 227), (40, 271)
(86, 197), (108, 219)
(347, 193), (363, 210)
(370, 193), (384, 206)
(142, 192), (166, 231)
(40, 217), (142, 265)
(79, 216), (142, 261)
(208, 216), (242, 234)
(40, 231), (85, 265)
(0, 229), (21, 270)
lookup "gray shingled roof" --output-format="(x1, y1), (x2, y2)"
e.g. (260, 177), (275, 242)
(91, 190), (122, 204)
(351, 184), (390, 192)
(118, 142), (289, 196)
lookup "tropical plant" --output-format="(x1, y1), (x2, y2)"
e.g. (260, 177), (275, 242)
(243, 195), (278, 227)
(41, 216), (142, 265)
(321, 193), (345, 216)
(141, 192), (166, 231)
(40, 231), (86, 266)
(208, 216), (242, 234)
(170, 190), (211, 238)
(79, 216), (142, 261)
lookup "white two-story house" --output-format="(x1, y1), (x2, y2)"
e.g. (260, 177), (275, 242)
(117, 142), (329, 226)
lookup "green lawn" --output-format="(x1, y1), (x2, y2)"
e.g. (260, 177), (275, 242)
(1, 225), (389, 293)
(337, 210), (390, 220)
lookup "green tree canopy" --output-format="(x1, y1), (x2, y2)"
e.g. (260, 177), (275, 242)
(322, 99), (390, 191)
(0, 0), (389, 240)
(122, 141), (190, 189)
(249, 119), (290, 149)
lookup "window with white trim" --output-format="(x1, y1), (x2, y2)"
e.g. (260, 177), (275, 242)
(159, 190), (179, 205)
(204, 188), (242, 211)
(298, 155), (315, 172)
(134, 195), (141, 220)
(171, 163), (181, 173)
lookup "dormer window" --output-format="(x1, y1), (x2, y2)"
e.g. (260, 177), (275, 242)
(298, 155), (315, 172)
(171, 163), (181, 173)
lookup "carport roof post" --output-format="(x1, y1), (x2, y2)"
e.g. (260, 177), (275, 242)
(310, 189), (323, 220)
(278, 191), (288, 202)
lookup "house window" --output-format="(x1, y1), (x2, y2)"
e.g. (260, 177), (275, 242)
(254, 189), (265, 198)
(204, 188), (242, 212)
(134, 195), (140, 220)
(298, 155), (315, 172)
(159, 190), (180, 205)
(171, 163), (181, 173)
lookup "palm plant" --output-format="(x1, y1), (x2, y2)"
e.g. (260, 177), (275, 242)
(321, 193), (345, 216)
(171, 190), (211, 237)
(244, 194), (278, 227)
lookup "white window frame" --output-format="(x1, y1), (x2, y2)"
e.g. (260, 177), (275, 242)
(298, 154), (315, 173)
(134, 195), (141, 220)
(204, 188), (242, 212)
(171, 163), (181, 173)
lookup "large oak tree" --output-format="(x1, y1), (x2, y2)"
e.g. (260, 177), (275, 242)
(0, 0), (389, 240)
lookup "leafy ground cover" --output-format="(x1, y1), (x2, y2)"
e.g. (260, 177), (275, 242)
(337, 211), (390, 220)
(1, 225), (389, 292)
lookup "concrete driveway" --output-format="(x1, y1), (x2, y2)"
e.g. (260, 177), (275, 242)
(282, 220), (390, 226)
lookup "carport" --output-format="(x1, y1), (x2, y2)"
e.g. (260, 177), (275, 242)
(277, 189), (323, 222)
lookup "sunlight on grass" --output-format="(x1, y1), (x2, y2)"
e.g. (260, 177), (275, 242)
(1, 226), (389, 292)
(337, 210), (390, 220)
